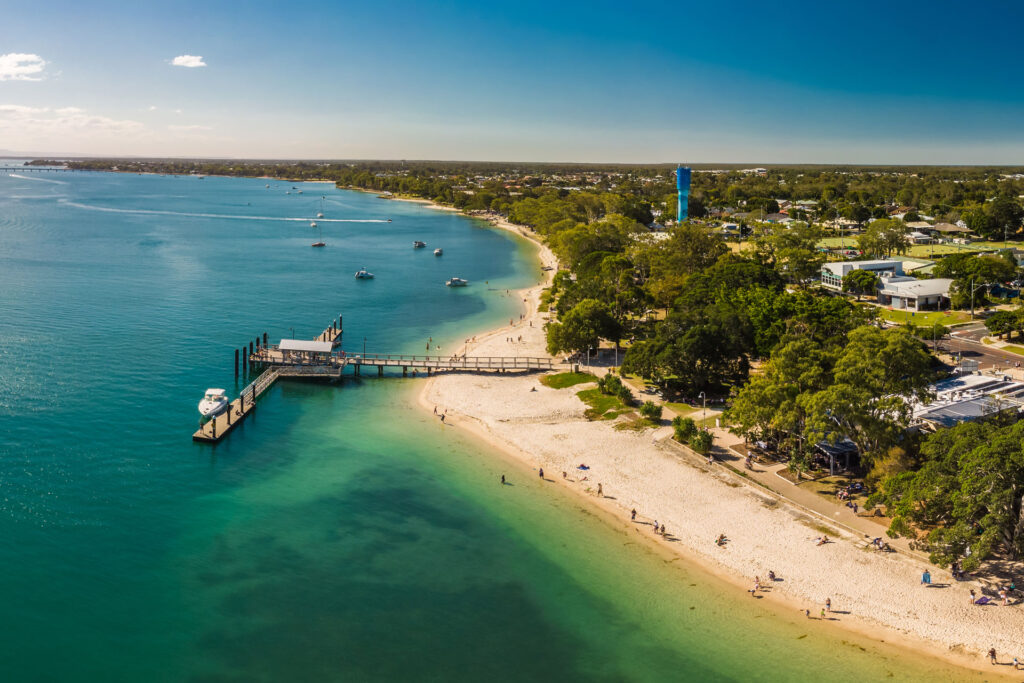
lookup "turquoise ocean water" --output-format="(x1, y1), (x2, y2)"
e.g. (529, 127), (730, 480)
(0, 169), (975, 681)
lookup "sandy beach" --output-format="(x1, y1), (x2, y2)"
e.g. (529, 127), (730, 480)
(412, 208), (1024, 677)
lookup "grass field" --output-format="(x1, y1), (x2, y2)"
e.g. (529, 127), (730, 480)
(818, 237), (859, 249)
(876, 308), (972, 326)
(541, 371), (596, 389)
(576, 388), (631, 420)
(1002, 345), (1024, 356)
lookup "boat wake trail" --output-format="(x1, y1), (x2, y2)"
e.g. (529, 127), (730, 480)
(8, 173), (67, 185)
(59, 200), (388, 222)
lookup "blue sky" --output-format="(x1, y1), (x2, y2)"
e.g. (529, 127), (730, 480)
(1, 0), (1023, 163)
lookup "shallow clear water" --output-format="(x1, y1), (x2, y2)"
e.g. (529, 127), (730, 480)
(0, 169), (975, 681)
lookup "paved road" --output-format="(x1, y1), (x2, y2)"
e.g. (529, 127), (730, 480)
(947, 323), (1024, 373)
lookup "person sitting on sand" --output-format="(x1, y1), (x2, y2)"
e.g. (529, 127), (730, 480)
(768, 570), (776, 582)
(716, 534), (726, 546)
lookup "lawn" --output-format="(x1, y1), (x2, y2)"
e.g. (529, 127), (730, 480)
(876, 308), (971, 327)
(1002, 345), (1024, 356)
(576, 388), (631, 420)
(541, 371), (596, 389)
(817, 237), (859, 249)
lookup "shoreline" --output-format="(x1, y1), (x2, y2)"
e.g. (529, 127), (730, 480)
(399, 197), (1021, 678)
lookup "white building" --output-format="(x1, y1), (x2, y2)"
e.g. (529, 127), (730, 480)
(877, 275), (953, 310)
(820, 260), (903, 291)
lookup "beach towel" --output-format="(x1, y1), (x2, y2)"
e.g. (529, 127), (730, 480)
(975, 596), (991, 605)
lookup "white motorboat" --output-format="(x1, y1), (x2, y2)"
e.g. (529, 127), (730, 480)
(311, 221), (317, 228)
(198, 388), (229, 418)
(354, 267), (375, 279)
(434, 248), (443, 256)
(446, 277), (468, 287)
(413, 240), (426, 248)
(316, 212), (324, 218)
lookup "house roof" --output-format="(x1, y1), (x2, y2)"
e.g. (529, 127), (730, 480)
(931, 222), (971, 233)
(879, 277), (953, 298)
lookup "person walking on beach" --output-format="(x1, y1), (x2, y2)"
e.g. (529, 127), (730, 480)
(597, 483), (603, 496)
(653, 520), (659, 533)
(538, 468), (544, 479)
(988, 647), (997, 665)
(501, 475), (505, 485)
(970, 589), (977, 605)
(440, 414), (445, 423)
(825, 597), (831, 612)
(820, 608), (826, 619)
(631, 509), (637, 521)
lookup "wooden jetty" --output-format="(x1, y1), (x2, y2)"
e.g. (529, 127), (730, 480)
(192, 368), (279, 443)
(249, 348), (555, 376)
(194, 314), (556, 444)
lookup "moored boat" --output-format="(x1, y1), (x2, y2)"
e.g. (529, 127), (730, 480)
(354, 267), (374, 279)
(413, 240), (426, 248)
(446, 277), (468, 287)
(434, 248), (443, 256)
(198, 388), (229, 419)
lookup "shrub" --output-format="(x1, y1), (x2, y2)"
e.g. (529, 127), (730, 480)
(615, 383), (634, 407)
(639, 401), (662, 421)
(672, 417), (697, 443)
(597, 374), (624, 395)
(689, 430), (713, 455)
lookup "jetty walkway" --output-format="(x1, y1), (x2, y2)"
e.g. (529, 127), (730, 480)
(194, 315), (556, 444)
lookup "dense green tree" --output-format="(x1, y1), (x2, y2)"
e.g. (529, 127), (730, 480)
(803, 326), (933, 465)
(546, 299), (621, 356)
(857, 218), (909, 257)
(872, 420), (1024, 569)
(842, 269), (879, 300)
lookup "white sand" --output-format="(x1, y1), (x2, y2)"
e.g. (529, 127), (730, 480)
(417, 218), (1024, 675)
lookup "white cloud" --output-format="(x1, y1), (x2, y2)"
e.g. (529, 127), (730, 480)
(0, 104), (144, 139)
(0, 53), (47, 81)
(173, 108), (183, 114)
(148, 105), (158, 111)
(171, 55), (206, 68)
(168, 124), (212, 131)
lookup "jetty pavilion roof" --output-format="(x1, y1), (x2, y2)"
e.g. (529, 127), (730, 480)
(279, 339), (334, 354)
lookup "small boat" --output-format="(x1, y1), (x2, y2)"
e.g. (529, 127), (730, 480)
(297, 190), (303, 194)
(434, 248), (443, 256)
(316, 212), (324, 218)
(265, 184), (270, 188)
(311, 223), (325, 247)
(354, 267), (374, 279)
(317, 196), (325, 218)
(311, 241), (325, 248)
(286, 191), (291, 195)
(387, 218), (392, 223)
(311, 221), (317, 228)
(198, 388), (229, 418)
(446, 277), (468, 287)
(413, 240), (426, 248)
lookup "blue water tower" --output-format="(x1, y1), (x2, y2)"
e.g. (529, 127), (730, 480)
(676, 166), (691, 222)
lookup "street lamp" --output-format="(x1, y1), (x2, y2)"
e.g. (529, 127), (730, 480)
(698, 391), (706, 429)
